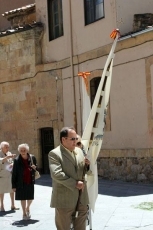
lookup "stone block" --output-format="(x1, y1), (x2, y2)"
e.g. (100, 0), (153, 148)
(109, 149), (124, 157)
(149, 149), (153, 156)
(126, 174), (137, 182)
(138, 158), (149, 166)
(97, 45), (110, 58)
(0, 51), (7, 61)
(4, 130), (18, 141)
(131, 164), (142, 175)
(98, 168), (104, 176)
(17, 65), (31, 76)
(137, 173), (147, 182)
(0, 60), (8, 70)
(148, 174), (153, 182)
(133, 14), (153, 32)
(99, 149), (110, 157)
(3, 103), (15, 113)
(142, 164), (152, 175)
(9, 42), (22, 51)
(0, 69), (11, 82)
(125, 149), (136, 157)
(150, 161), (153, 168)
(127, 159), (133, 167)
(109, 158), (115, 167)
(100, 158), (109, 169)
(19, 100), (36, 111)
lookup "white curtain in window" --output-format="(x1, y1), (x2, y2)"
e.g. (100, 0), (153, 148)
(96, 2), (104, 20)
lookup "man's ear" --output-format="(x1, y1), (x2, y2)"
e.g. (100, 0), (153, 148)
(61, 137), (65, 143)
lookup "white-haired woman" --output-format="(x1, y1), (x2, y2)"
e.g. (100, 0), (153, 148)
(0, 141), (18, 211)
(12, 143), (38, 220)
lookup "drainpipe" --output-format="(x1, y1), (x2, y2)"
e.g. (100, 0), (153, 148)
(69, 0), (77, 131)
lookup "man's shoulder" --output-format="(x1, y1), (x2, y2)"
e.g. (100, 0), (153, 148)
(49, 146), (60, 155)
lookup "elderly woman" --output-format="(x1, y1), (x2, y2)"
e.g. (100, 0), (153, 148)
(0, 141), (18, 211)
(12, 143), (37, 220)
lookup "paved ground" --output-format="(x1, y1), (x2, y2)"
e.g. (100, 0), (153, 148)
(0, 175), (153, 230)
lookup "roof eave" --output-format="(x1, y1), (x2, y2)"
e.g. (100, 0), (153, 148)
(119, 27), (153, 41)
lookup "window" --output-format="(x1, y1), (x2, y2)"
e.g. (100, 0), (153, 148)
(90, 77), (111, 131)
(84, 0), (104, 25)
(48, 0), (64, 41)
(90, 77), (101, 106)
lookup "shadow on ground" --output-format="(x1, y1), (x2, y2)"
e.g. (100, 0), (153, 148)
(0, 210), (16, 217)
(35, 174), (52, 187)
(36, 175), (153, 197)
(12, 219), (39, 227)
(98, 177), (153, 197)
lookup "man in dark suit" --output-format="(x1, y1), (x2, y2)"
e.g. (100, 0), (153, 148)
(48, 127), (89, 230)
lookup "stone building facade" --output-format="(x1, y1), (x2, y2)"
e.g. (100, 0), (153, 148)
(0, 17), (63, 172)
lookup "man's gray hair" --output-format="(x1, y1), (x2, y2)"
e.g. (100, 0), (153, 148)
(18, 143), (29, 152)
(0, 141), (9, 149)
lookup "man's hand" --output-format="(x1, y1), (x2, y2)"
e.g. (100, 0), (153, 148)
(85, 158), (90, 165)
(76, 181), (84, 190)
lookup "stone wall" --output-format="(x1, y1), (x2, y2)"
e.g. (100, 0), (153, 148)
(133, 13), (153, 32)
(98, 154), (153, 182)
(0, 25), (64, 169)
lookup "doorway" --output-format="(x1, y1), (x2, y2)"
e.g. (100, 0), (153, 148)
(41, 127), (54, 174)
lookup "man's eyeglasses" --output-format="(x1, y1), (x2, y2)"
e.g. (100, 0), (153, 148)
(65, 137), (78, 141)
(76, 142), (82, 146)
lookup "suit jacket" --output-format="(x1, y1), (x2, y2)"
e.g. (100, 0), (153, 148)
(12, 154), (37, 189)
(0, 151), (13, 177)
(0, 151), (13, 193)
(48, 144), (89, 208)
